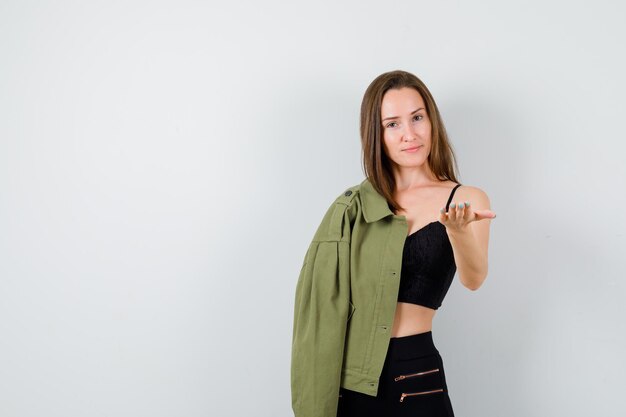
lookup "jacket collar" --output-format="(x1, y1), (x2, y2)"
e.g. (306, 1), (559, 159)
(359, 178), (395, 223)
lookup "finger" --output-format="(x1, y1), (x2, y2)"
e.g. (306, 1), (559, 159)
(473, 209), (497, 221)
(439, 207), (447, 223)
(461, 201), (471, 221)
(448, 202), (457, 221)
(456, 201), (469, 222)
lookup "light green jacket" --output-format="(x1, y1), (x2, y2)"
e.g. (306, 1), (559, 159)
(290, 178), (409, 417)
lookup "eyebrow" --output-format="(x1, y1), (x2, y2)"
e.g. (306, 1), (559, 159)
(382, 107), (424, 122)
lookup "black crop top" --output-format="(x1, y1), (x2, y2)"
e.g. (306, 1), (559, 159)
(397, 183), (462, 310)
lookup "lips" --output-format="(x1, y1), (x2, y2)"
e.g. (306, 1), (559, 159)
(403, 145), (422, 151)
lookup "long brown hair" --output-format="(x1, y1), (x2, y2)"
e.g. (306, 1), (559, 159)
(359, 70), (460, 213)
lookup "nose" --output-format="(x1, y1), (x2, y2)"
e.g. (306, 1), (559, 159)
(402, 124), (418, 141)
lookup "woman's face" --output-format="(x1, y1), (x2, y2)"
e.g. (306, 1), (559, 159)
(380, 87), (432, 168)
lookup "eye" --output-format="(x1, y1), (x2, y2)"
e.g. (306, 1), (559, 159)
(385, 115), (423, 128)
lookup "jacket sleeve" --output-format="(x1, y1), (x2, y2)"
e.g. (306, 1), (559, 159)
(291, 198), (354, 417)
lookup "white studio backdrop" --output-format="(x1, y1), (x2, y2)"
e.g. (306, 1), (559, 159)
(1, 1), (624, 416)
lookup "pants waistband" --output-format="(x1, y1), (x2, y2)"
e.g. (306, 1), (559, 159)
(387, 330), (438, 359)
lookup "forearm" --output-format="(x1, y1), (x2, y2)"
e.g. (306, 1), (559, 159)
(446, 225), (487, 290)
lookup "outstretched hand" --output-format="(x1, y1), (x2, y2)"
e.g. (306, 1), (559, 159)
(439, 200), (496, 232)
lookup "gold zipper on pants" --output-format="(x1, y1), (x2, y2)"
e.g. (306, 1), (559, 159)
(399, 388), (444, 402)
(394, 368), (440, 381)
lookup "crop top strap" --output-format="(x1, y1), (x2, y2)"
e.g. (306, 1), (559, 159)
(445, 183), (462, 211)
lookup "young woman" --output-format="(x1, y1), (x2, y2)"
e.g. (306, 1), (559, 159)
(290, 70), (496, 417)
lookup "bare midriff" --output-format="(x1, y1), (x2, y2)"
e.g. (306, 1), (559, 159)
(390, 301), (436, 338)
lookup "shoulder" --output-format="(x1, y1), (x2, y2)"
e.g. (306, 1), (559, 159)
(332, 182), (362, 206)
(311, 182), (362, 242)
(455, 184), (491, 209)
(328, 182), (362, 225)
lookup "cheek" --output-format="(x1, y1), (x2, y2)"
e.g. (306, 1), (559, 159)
(382, 134), (392, 153)
(383, 131), (399, 149)
(382, 139), (400, 162)
(382, 142), (391, 158)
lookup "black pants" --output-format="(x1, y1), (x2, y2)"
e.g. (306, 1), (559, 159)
(337, 331), (455, 417)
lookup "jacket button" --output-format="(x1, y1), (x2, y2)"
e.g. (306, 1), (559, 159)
(344, 190), (352, 196)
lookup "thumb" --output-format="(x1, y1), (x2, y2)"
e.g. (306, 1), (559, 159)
(472, 209), (497, 222)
